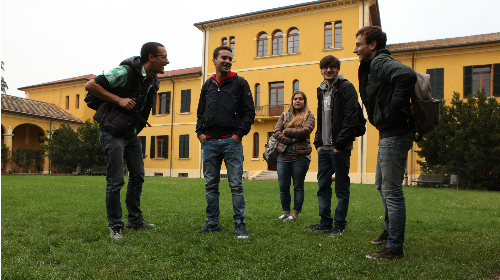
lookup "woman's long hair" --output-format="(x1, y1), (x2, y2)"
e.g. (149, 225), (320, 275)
(287, 91), (309, 128)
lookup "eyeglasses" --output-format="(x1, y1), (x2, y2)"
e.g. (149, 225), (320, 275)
(321, 65), (338, 70)
(153, 54), (168, 59)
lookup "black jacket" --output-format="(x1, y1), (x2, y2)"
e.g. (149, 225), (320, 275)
(313, 77), (359, 150)
(358, 49), (417, 138)
(93, 56), (159, 136)
(196, 75), (255, 138)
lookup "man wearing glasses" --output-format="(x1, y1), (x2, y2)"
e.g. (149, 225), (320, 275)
(85, 42), (169, 240)
(309, 55), (360, 237)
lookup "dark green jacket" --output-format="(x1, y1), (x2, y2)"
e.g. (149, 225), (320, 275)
(358, 49), (417, 138)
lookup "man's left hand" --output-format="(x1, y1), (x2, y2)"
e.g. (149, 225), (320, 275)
(232, 134), (242, 142)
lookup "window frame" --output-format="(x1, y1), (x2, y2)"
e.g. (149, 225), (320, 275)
(287, 28), (299, 53)
(324, 22), (333, 49)
(180, 89), (191, 113)
(179, 134), (189, 159)
(293, 80), (299, 94)
(255, 83), (260, 107)
(229, 36), (235, 57)
(257, 32), (268, 57)
(253, 132), (259, 158)
(334, 21), (342, 48)
(272, 30), (284, 55)
(221, 38), (227, 46)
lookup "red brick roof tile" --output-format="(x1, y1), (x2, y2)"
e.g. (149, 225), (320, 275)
(388, 32), (500, 53)
(1, 94), (83, 123)
(18, 74), (96, 91)
(158, 67), (202, 78)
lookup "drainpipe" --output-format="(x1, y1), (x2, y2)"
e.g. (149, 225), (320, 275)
(406, 50), (417, 186)
(169, 75), (175, 177)
(49, 120), (52, 174)
(200, 24), (208, 179)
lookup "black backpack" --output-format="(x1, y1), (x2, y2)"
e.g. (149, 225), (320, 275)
(336, 80), (366, 137)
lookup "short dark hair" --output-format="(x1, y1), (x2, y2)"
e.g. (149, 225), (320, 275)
(355, 26), (387, 50)
(140, 42), (165, 64)
(319, 55), (341, 70)
(213, 46), (232, 59)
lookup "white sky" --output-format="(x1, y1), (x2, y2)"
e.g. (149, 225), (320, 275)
(1, 0), (499, 98)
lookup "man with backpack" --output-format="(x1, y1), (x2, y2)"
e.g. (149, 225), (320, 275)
(353, 26), (417, 259)
(85, 42), (169, 240)
(196, 46), (255, 239)
(310, 55), (362, 237)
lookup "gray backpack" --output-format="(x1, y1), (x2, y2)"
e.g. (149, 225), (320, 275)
(411, 72), (440, 141)
(263, 112), (290, 165)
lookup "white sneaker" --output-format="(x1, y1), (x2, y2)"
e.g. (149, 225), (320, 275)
(285, 215), (297, 221)
(278, 214), (290, 221)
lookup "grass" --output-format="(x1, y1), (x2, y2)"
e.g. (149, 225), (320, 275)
(1, 175), (499, 279)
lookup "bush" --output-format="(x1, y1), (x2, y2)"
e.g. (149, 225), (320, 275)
(1, 143), (10, 169)
(416, 90), (500, 191)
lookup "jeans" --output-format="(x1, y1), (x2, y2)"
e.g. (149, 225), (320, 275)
(202, 137), (245, 224)
(317, 149), (351, 229)
(375, 135), (413, 252)
(99, 128), (145, 227)
(277, 158), (310, 214)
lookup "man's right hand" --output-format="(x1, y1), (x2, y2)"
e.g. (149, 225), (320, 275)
(118, 98), (137, 111)
(198, 134), (206, 144)
(317, 147), (321, 153)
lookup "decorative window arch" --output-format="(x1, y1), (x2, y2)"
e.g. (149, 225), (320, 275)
(272, 30), (283, 55)
(287, 28), (299, 53)
(257, 32), (268, 57)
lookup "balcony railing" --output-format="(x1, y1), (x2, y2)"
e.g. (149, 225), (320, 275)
(255, 104), (290, 118)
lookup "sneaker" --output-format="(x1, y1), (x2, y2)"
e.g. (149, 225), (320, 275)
(234, 220), (248, 239)
(126, 219), (156, 229)
(109, 224), (124, 240)
(328, 226), (344, 237)
(278, 214), (290, 221)
(366, 247), (404, 259)
(371, 229), (389, 245)
(285, 215), (297, 221)
(198, 222), (220, 232)
(307, 224), (332, 233)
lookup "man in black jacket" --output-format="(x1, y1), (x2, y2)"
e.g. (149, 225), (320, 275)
(354, 26), (417, 259)
(196, 46), (255, 239)
(310, 55), (359, 237)
(85, 42), (169, 240)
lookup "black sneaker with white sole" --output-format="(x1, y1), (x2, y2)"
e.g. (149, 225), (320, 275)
(198, 222), (220, 232)
(328, 226), (345, 237)
(109, 224), (124, 240)
(234, 219), (248, 239)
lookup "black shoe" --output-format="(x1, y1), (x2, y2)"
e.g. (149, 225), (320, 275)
(328, 226), (345, 237)
(366, 247), (404, 259)
(371, 229), (389, 245)
(198, 222), (220, 232)
(307, 224), (332, 233)
(126, 219), (156, 229)
(234, 220), (248, 239)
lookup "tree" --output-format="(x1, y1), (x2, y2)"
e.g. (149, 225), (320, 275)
(416, 90), (500, 191)
(1, 61), (8, 94)
(41, 120), (105, 172)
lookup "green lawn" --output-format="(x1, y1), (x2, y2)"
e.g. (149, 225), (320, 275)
(1, 175), (499, 279)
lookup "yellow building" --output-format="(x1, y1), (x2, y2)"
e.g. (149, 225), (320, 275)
(7, 0), (500, 183)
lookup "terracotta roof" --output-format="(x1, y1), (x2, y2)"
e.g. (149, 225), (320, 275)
(388, 32), (500, 53)
(18, 74), (96, 91)
(158, 67), (202, 78)
(1, 94), (83, 123)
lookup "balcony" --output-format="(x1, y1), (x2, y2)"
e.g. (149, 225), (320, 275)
(255, 104), (289, 122)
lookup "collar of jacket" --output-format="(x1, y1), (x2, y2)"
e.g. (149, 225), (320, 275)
(211, 71), (237, 87)
(319, 74), (345, 90)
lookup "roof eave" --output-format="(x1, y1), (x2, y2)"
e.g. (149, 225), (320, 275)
(390, 40), (500, 53)
(1, 109), (84, 124)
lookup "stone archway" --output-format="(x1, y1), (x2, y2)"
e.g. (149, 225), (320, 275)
(11, 123), (47, 172)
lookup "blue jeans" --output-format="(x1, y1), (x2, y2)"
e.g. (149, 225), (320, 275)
(317, 149), (351, 229)
(99, 128), (145, 227)
(375, 135), (413, 252)
(277, 158), (310, 214)
(202, 137), (245, 224)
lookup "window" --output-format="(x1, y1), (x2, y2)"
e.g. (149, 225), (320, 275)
(272, 31), (283, 55)
(464, 64), (500, 97)
(221, 38), (227, 46)
(229, 37), (235, 58)
(255, 84), (260, 107)
(65, 96), (69, 110)
(269, 82), (285, 116)
(334, 21), (342, 48)
(253, 133), (259, 158)
(179, 134), (189, 158)
(287, 28), (299, 53)
(158, 91), (171, 114)
(293, 80), (299, 94)
(325, 23), (332, 49)
(75, 94), (79, 109)
(427, 68), (444, 99)
(151, 135), (168, 159)
(257, 33), (268, 57)
(180, 89), (191, 113)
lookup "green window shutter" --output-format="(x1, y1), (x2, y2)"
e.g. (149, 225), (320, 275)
(179, 134), (189, 158)
(165, 91), (171, 114)
(162, 135), (169, 159)
(186, 89), (191, 113)
(493, 63), (500, 97)
(180, 90), (186, 113)
(139, 136), (146, 159)
(435, 68), (444, 99)
(463, 66), (473, 98)
(427, 69), (436, 98)
(150, 136), (155, 159)
(152, 93), (157, 115)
